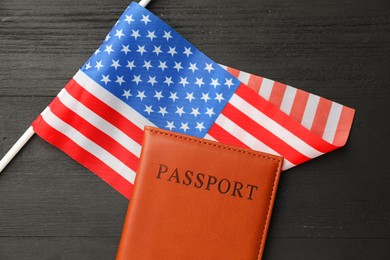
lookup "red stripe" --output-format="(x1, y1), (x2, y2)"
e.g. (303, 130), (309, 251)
(310, 98), (332, 137)
(289, 89), (309, 123)
(32, 115), (133, 199)
(235, 85), (338, 152)
(226, 67), (241, 78)
(222, 102), (309, 165)
(247, 75), (263, 93)
(48, 97), (139, 172)
(65, 79), (144, 145)
(207, 123), (250, 149)
(268, 82), (287, 108)
(333, 106), (355, 146)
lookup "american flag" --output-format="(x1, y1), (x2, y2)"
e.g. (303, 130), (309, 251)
(32, 2), (354, 198)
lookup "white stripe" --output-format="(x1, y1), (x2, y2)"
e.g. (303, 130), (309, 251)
(73, 70), (153, 130)
(322, 102), (343, 143)
(301, 94), (320, 130)
(204, 134), (216, 141)
(230, 94), (323, 158)
(41, 107), (136, 183)
(258, 78), (274, 100)
(280, 85), (297, 115)
(215, 114), (279, 155)
(237, 71), (251, 85)
(218, 64), (228, 70)
(214, 114), (294, 170)
(58, 89), (142, 157)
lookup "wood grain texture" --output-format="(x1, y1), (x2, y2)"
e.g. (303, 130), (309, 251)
(0, 0), (389, 259)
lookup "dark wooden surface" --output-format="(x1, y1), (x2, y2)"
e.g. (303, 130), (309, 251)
(0, 0), (389, 259)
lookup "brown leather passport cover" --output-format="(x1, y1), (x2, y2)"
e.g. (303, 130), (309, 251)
(116, 126), (283, 260)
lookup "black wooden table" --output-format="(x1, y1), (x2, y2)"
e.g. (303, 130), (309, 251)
(1, 0), (389, 259)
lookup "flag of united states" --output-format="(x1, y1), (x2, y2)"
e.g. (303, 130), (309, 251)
(32, 2), (354, 198)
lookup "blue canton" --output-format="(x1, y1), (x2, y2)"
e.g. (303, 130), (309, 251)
(80, 2), (240, 137)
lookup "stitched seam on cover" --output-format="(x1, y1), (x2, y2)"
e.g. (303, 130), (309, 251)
(147, 128), (281, 161)
(147, 127), (282, 259)
(257, 157), (281, 260)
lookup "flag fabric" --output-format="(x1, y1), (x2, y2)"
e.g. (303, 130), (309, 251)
(214, 65), (355, 169)
(32, 2), (354, 198)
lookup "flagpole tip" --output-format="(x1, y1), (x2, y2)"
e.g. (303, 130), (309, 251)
(139, 0), (152, 8)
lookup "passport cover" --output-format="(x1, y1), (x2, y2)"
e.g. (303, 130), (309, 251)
(116, 126), (283, 260)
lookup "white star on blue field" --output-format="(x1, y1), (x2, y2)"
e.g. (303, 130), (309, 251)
(81, 2), (241, 137)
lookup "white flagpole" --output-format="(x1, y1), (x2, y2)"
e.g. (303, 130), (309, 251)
(0, 0), (152, 173)
(139, 0), (152, 7)
(0, 126), (35, 172)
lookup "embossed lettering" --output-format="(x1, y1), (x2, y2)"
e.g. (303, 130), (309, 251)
(218, 179), (231, 194)
(232, 181), (244, 198)
(247, 184), (259, 200)
(183, 170), (193, 186)
(155, 164), (259, 200)
(156, 164), (168, 179)
(205, 175), (217, 190)
(168, 168), (180, 183)
(194, 173), (205, 188)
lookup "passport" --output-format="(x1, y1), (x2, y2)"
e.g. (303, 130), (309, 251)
(116, 126), (283, 260)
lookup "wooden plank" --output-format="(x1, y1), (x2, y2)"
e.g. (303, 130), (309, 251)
(0, 237), (120, 260)
(264, 238), (390, 260)
(0, 237), (388, 259)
